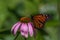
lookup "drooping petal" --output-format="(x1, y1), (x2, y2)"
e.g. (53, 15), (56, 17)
(20, 23), (28, 38)
(14, 22), (21, 35)
(21, 31), (28, 38)
(21, 30), (25, 36)
(24, 31), (28, 38)
(11, 22), (20, 32)
(28, 22), (34, 37)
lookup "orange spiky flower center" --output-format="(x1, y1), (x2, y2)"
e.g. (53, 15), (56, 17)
(20, 17), (30, 23)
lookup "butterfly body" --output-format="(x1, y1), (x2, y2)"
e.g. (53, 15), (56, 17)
(32, 14), (48, 29)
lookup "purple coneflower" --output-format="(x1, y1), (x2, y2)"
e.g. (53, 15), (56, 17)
(11, 17), (34, 38)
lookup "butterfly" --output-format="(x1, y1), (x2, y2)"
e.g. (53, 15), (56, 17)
(31, 14), (48, 29)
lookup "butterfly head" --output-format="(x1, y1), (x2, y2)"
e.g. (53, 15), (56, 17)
(45, 14), (49, 19)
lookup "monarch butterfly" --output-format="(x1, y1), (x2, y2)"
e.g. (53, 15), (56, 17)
(31, 14), (48, 29)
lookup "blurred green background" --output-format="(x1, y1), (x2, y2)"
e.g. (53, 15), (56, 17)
(0, 0), (59, 40)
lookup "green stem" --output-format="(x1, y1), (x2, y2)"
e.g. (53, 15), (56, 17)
(14, 33), (20, 40)
(14, 33), (27, 40)
(24, 37), (27, 40)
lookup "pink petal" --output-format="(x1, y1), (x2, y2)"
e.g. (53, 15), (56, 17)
(21, 31), (28, 38)
(14, 22), (21, 35)
(21, 31), (25, 36)
(28, 22), (33, 37)
(11, 22), (20, 32)
(24, 32), (28, 38)
(20, 23), (28, 38)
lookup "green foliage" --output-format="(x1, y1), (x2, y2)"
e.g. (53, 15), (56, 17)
(0, 0), (59, 40)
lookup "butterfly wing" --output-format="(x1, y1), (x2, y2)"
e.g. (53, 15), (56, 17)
(32, 14), (48, 29)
